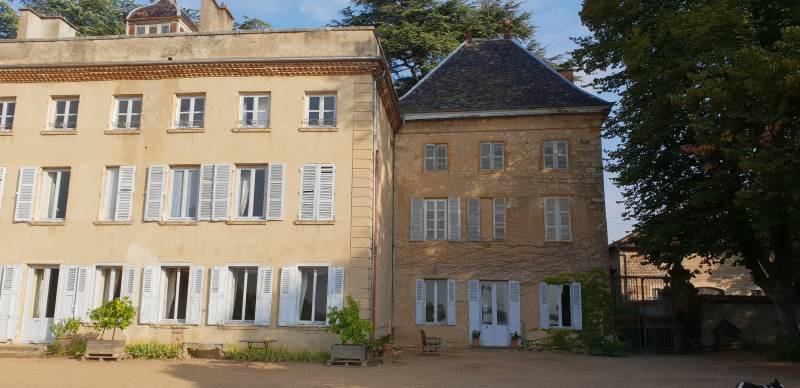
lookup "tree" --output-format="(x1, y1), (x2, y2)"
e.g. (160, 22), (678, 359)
(20, 0), (139, 36)
(573, 0), (800, 340)
(89, 297), (136, 341)
(235, 16), (271, 31)
(334, 0), (547, 94)
(0, 0), (16, 39)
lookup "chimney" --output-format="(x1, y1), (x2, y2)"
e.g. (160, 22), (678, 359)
(503, 18), (511, 40)
(17, 8), (77, 39)
(558, 68), (575, 83)
(200, 0), (234, 32)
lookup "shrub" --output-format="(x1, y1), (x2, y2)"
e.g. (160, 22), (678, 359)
(50, 317), (81, 338)
(51, 338), (87, 358)
(326, 296), (372, 346)
(125, 342), (182, 359)
(89, 297), (136, 340)
(225, 346), (330, 362)
(532, 329), (579, 352)
(769, 335), (800, 362)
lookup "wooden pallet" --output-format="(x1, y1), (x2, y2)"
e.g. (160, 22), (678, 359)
(80, 353), (128, 362)
(327, 359), (369, 367)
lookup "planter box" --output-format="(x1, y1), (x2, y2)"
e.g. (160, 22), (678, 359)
(330, 344), (366, 361)
(86, 340), (125, 356)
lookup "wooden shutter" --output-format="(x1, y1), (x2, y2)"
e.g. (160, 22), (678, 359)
(317, 164), (335, 221)
(266, 163), (285, 220)
(326, 267), (344, 323)
(558, 198), (571, 241)
(447, 197), (461, 241)
(437, 144), (448, 171)
(446, 279), (456, 326)
(14, 167), (38, 222)
(120, 265), (136, 303)
(0, 167), (6, 216)
(410, 198), (424, 241)
(544, 198), (557, 241)
(492, 143), (504, 170)
(212, 164), (232, 221)
(139, 266), (159, 324)
(539, 282), (549, 329)
(415, 279), (425, 325)
(114, 166), (136, 221)
(479, 143), (491, 170)
(468, 280), (481, 341)
(54, 265), (78, 320)
(0, 265), (23, 342)
(556, 141), (568, 169)
(75, 265), (94, 321)
(571, 282), (582, 330)
(254, 266), (273, 326)
(493, 198), (506, 241)
(206, 266), (226, 325)
(144, 166), (166, 221)
(543, 141), (555, 169)
(424, 144), (435, 171)
(198, 164), (214, 221)
(278, 266), (297, 326)
(467, 198), (481, 241)
(298, 165), (316, 220)
(508, 280), (521, 335)
(186, 266), (204, 325)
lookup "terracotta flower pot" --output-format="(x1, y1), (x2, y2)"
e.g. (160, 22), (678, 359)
(471, 338), (480, 350)
(381, 342), (393, 354)
(510, 338), (520, 349)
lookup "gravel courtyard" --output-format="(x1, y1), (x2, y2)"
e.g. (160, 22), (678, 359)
(1, 349), (797, 388)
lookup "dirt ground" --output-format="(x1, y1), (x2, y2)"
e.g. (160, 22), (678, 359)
(1, 349), (797, 388)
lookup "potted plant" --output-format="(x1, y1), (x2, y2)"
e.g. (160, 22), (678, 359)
(471, 330), (481, 350)
(51, 317), (81, 350)
(510, 332), (522, 349)
(327, 296), (373, 363)
(379, 334), (393, 354)
(86, 297), (136, 358)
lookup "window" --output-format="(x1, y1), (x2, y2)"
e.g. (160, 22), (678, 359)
(40, 169), (70, 220)
(697, 287), (724, 296)
(101, 166), (135, 221)
(135, 23), (170, 35)
(424, 199), (447, 240)
(236, 166), (267, 219)
(162, 267), (190, 321)
(544, 140), (568, 169)
(103, 167), (121, 221)
(298, 266), (328, 323)
(175, 95), (205, 128)
(169, 168), (200, 220)
(298, 164), (335, 221)
(0, 99), (14, 131)
(424, 144), (448, 172)
(305, 95), (336, 127)
(228, 267), (258, 321)
(93, 266), (122, 308)
(50, 98), (79, 130)
(493, 198), (506, 241)
(480, 142), (504, 171)
(113, 97), (142, 130)
(424, 279), (448, 323)
(547, 284), (572, 328)
(544, 197), (571, 241)
(239, 94), (270, 128)
(651, 288), (663, 300)
(750, 289), (764, 297)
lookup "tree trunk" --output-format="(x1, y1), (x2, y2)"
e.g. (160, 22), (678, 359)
(763, 225), (800, 340)
(667, 265), (701, 352)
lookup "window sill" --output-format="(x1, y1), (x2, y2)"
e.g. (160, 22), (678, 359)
(149, 323), (189, 329)
(159, 220), (198, 226)
(293, 220), (335, 225)
(298, 127), (338, 132)
(226, 219), (267, 225)
(41, 130), (77, 135)
(217, 323), (261, 330)
(0, 131), (11, 136)
(104, 130), (141, 135)
(545, 240), (574, 244)
(167, 128), (205, 134)
(28, 221), (66, 226)
(231, 127), (271, 133)
(93, 220), (132, 226)
(286, 324), (328, 331)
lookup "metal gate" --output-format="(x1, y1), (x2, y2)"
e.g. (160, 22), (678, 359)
(611, 275), (676, 352)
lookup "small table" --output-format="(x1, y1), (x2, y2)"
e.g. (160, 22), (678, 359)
(238, 339), (278, 367)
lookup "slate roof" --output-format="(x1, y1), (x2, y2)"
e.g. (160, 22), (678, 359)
(400, 39), (611, 116)
(127, 0), (198, 31)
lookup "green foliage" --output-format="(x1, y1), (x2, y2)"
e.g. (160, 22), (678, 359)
(181, 7), (199, 25)
(544, 268), (615, 338)
(326, 296), (373, 345)
(20, 0), (139, 36)
(334, 0), (547, 94)
(50, 338), (87, 358)
(769, 335), (800, 362)
(0, 0), (16, 39)
(531, 329), (579, 352)
(50, 317), (81, 338)
(235, 16), (271, 31)
(89, 297), (136, 340)
(225, 346), (330, 363)
(125, 342), (181, 359)
(573, 0), (800, 339)
(510, 331), (521, 340)
(472, 330), (481, 339)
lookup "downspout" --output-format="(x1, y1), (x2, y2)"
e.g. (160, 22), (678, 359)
(371, 70), (387, 334)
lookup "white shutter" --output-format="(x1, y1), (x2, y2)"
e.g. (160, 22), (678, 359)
(556, 141), (568, 169)
(186, 266), (204, 325)
(468, 280), (480, 341)
(198, 164), (214, 221)
(206, 266), (226, 325)
(317, 165), (335, 221)
(75, 265), (94, 321)
(479, 143), (491, 170)
(508, 280), (521, 335)
(298, 165), (316, 220)
(0, 265), (23, 342)
(493, 198), (506, 241)
(254, 266), (273, 326)
(558, 198), (572, 241)
(467, 198), (481, 241)
(543, 141), (555, 169)
(139, 266), (159, 324)
(114, 166), (136, 221)
(544, 198), (557, 241)
(0, 167), (6, 216)
(410, 198), (424, 241)
(493, 143), (504, 170)
(415, 279), (425, 325)
(326, 266), (344, 324)
(539, 282), (549, 329)
(278, 266), (297, 326)
(14, 167), (38, 222)
(120, 265), (136, 302)
(424, 144), (435, 171)
(446, 279), (456, 326)
(144, 166), (166, 221)
(447, 197), (461, 241)
(54, 265), (78, 320)
(212, 164), (232, 221)
(571, 282), (582, 330)
(266, 162), (285, 220)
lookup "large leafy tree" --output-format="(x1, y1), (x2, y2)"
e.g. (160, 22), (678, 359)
(574, 0), (800, 339)
(335, 0), (545, 94)
(0, 0), (16, 39)
(235, 16), (270, 31)
(19, 0), (138, 36)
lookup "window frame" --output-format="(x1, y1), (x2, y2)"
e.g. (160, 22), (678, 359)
(238, 94), (270, 128)
(297, 266), (329, 325)
(479, 141), (505, 172)
(423, 198), (448, 241)
(112, 96), (143, 130)
(39, 168), (71, 221)
(134, 23), (171, 36)
(424, 143), (448, 172)
(544, 197), (572, 242)
(304, 94), (337, 127)
(547, 283), (572, 329)
(0, 99), (15, 131)
(160, 265), (190, 323)
(93, 265), (123, 308)
(423, 279), (448, 324)
(174, 95), (205, 129)
(101, 167), (121, 221)
(226, 266), (259, 323)
(234, 165), (268, 220)
(543, 140), (569, 170)
(50, 97), (79, 130)
(168, 167), (200, 220)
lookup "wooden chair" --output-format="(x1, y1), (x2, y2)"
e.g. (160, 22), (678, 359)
(420, 330), (441, 356)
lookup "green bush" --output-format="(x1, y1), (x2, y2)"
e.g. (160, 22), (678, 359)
(225, 346), (330, 362)
(50, 318), (81, 338)
(326, 296), (373, 346)
(125, 342), (182, 359)
(769, 335), (800, 362)
(532, 329), (579, 352)
(50, 338), (87, 358)
(90, 297), (136, 340)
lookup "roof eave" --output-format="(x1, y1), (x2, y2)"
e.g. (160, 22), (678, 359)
(403, 105), (612, 121)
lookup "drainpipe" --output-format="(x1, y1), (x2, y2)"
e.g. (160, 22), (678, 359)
(371, 70), (387, 334)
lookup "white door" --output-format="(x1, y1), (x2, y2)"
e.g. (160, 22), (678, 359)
(479, 281), (510, 347)
(22, 267), (59, 343)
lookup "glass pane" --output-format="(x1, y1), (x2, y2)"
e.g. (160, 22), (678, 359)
(161, 25), (170, 33)
(244, 268), (258, 321)
(56, 171), (70, 219)
(179, 98), (190, 112)
(314, 269), (328, 322)
(69, 101), (79, 114)
(323, 96), (335, 110)
(186, 170), (199, 218)
(561, 285), (572, 327)
(436, 280), (447, 323)
(170, 171), (185, 218)
(177, 268), (189, 320)
(193, 98), (205, 112)
(104, 168), (120, 220)
(299, 268), (314, 321)
(117, 100), (128, 115)
(149, 26), (157, 34)
(425, 279), (434, 323)
(237, 169), (252, 217)
(32, 269), (44, 318)
(243, 97), (254, 111)
(130, 115), (141, 129)
(193, 112), (203, 125)
(44, 172), (57, 218)
(231, 268), (245, 320)
(164, 269), (177, 319)
(6, 102), (12, 116)
(308, 96), (320, 111)
(45, 268), (59, 318)
(136, 26), (145, 35)
(56, 101), (66, 115)
(323, 111), (335, 125)
(496, 282), (508, 325)
(112, 268), (122, 299)
(257, 96), (269, 112)
(481, 284), (492, 325)
(256, 110), (268, 124)
(253, 169), (266, 218)
(548, 285), (561, 327)
(131, 99), (142, 114)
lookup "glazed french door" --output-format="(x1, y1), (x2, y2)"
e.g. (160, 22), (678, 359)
(22, 267), (59, 343)
(479, 281), (510, 347)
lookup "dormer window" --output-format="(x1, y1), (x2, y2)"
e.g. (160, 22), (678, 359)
(126, 0), (200, 36)
(134, 23), (171, 35)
